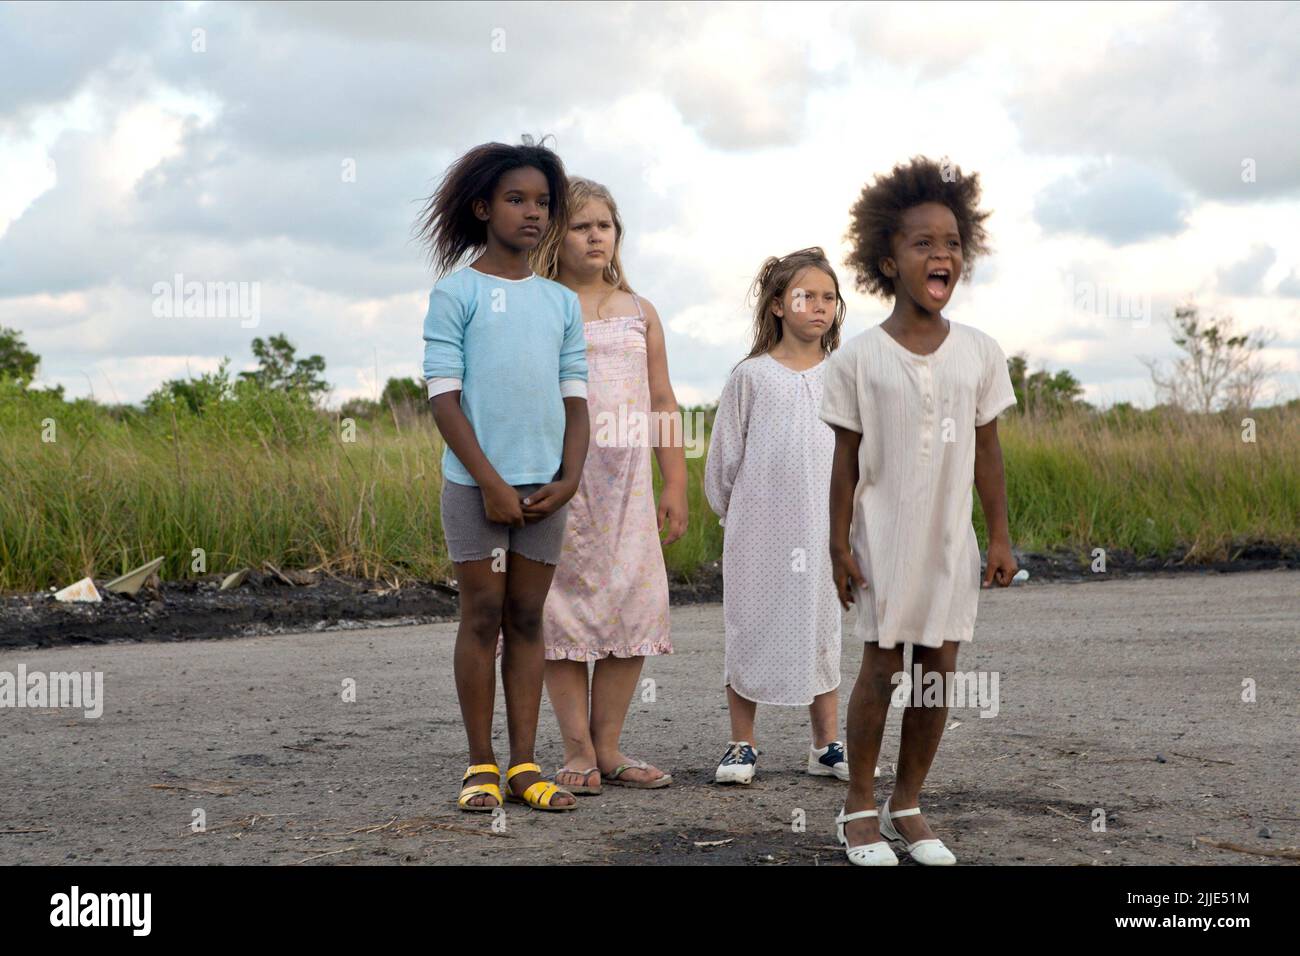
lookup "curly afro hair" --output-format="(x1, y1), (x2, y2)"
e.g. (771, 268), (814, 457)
(844, 156), (991, 299)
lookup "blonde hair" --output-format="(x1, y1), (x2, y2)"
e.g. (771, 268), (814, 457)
(531, 177), (635, 310)
(743, 247), (845, 362)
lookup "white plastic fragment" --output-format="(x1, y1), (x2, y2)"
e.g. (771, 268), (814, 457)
(104, 556), (165, 596)
(220, 568), (251, 591)
(53, 577), (102, 603)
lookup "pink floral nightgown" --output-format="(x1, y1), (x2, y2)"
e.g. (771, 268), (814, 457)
(542, 295), (673, 661)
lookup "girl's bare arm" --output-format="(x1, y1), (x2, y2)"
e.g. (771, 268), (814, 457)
(642, 299), (688, 544)
(974, 418), (1017, 587)
(829, 425), (866, 608)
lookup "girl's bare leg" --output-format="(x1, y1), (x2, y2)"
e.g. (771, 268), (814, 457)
(500, 552), (575, 807)
(892, 640), (960, 842)
(543, 659), (597, 789)
(452, 557), (508, 807)
(842, 643), (903, 845)
(726, 684), (758, 744)
(591, 656), (665, 783)
(809, 689), (839, 748)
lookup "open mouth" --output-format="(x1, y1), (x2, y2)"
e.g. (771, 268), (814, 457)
(925, 268), (951, 299)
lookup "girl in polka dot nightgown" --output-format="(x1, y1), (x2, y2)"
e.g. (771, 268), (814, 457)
(704, 247), (856, 787)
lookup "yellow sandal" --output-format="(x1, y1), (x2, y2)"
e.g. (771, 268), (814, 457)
(505, 762), (577, 812)
(458, 763), (503, 812)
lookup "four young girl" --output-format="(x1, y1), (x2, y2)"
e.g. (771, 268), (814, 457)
(704, 248), (853, 785)
(418, 142), (588, 813)
(531, 177), (686, 793)
(822, 157), (1018, 865)
(418, 143), (1017, 860)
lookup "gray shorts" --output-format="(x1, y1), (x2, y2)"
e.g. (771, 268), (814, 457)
(440, 479), (570, 566)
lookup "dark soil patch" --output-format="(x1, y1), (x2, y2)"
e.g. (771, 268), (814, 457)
(2, 543), (1294, 649)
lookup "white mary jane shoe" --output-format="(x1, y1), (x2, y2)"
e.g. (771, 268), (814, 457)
(879, 798), (957, 866)
(835, 806), (899, 866)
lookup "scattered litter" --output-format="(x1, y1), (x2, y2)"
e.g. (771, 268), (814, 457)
(1155, 753), (1167, 763)
(1170, 751), (1234, 766)
(104, 556), (166, 597)
(150, 778), (268, 796)
(263, 563), (318, 587)
(286, 846), (361, 866)
(220, 568), (251, 591)
(1012, 569), (1029, 583)
(1195, 836), (1300, 860)
(1045, 805), (1086, 824)
(263, 563), (296, 586)
(694, 838), (733, 848)
(53, 578), (101, 603)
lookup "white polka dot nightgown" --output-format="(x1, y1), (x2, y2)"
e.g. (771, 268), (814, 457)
(704, 353), (842, 706)
(818, 320), (1017, 650)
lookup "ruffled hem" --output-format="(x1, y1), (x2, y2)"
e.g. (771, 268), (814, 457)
(544, 640), (673, 662)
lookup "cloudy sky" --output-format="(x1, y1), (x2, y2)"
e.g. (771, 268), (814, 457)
(2, 0), (1298, 408)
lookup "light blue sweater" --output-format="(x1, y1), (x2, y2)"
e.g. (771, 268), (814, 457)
(422, 267), (588, 487)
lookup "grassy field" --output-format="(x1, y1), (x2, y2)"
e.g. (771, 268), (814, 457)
(1, 385), (1297, 593)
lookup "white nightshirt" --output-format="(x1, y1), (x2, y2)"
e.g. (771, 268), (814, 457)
(818, 321), (1017, 650)
(704, 353), (842, 706)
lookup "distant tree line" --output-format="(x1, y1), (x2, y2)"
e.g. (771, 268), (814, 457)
(0, 302), (1285, 418)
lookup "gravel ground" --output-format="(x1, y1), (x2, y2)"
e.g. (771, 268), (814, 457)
(1, 570), (1296, 866)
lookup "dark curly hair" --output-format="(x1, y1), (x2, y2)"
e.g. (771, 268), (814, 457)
(413, 138), (570, 277)
(844, 156), (991, 299)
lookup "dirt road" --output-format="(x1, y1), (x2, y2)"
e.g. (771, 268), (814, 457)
(1, 571), (1296, 865)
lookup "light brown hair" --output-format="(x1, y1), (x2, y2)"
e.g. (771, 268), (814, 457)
(743, 246), (846, 362)
(531, 177), (635, 313)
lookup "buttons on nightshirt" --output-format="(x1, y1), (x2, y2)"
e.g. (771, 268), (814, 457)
(919, 359), (934, 459)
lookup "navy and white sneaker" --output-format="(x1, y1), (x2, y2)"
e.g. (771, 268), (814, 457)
(715, 740), (758, 784)
(809, 740), (850, 780)
(809, 741), (881, 780)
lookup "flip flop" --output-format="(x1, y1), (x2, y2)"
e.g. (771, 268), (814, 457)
(555, 766), (602, 796)
(602, 758), (672, 789)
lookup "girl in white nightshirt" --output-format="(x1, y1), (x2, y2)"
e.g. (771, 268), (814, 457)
(821, 157), (1018, 867)
(705, 247), (857, 787)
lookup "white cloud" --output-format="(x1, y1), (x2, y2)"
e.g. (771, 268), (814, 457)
(2, 0), (1298, 411)
(1217, 244), (1277, 297)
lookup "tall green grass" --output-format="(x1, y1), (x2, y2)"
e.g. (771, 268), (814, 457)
(987, 407), (1300, 562)
(656, 404), (1299, 578)
(1, 383), (1296, 593)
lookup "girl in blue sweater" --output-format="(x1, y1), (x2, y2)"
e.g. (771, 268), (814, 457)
(417, 140), (590, 813)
